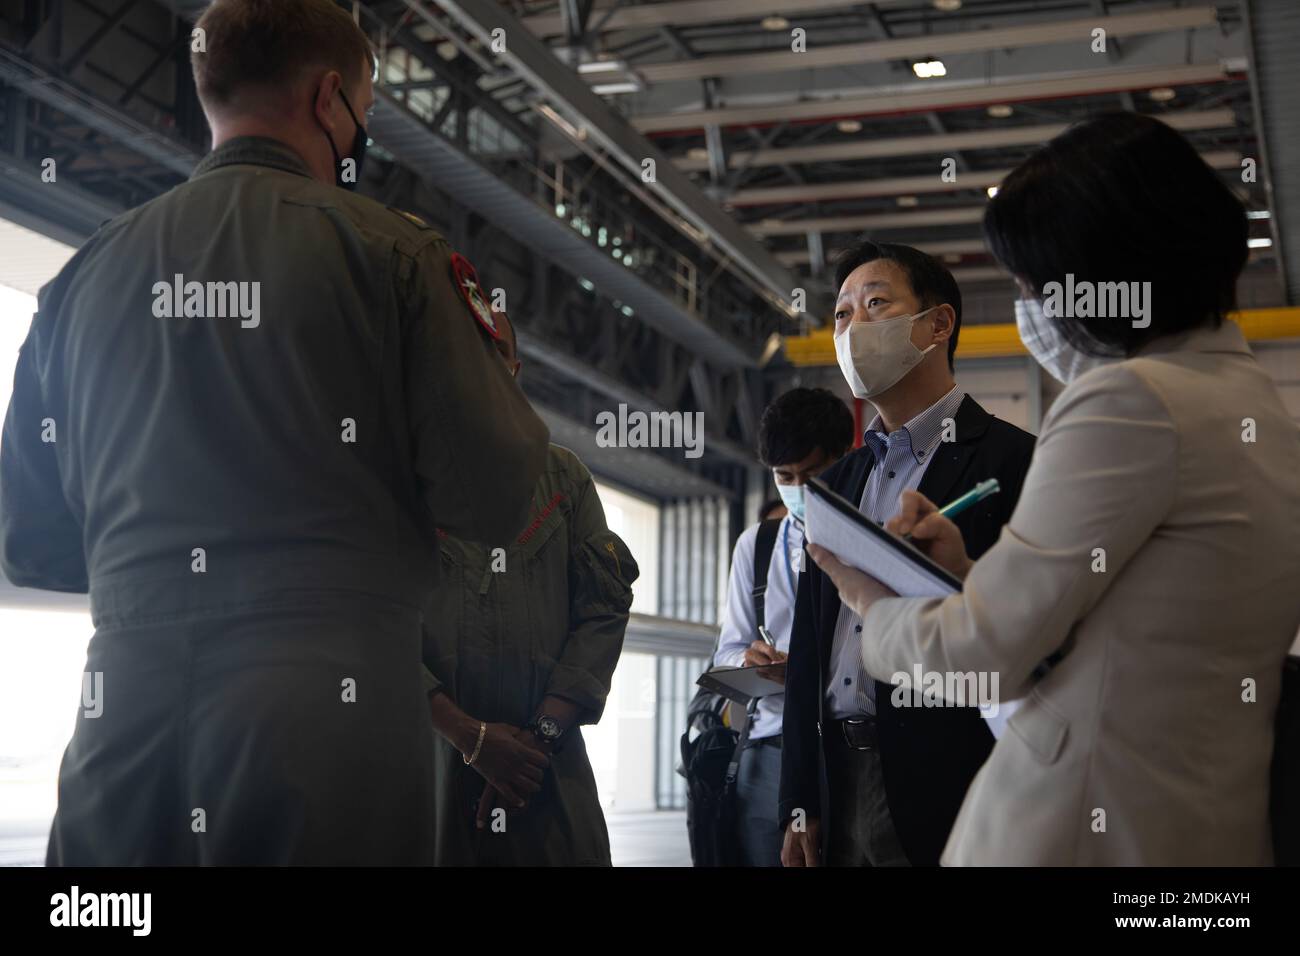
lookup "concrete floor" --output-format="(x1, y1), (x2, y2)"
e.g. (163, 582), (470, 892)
(608, 810), (691, 867)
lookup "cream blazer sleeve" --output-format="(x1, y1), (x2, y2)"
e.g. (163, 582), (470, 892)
(861, 362), (1179, 699)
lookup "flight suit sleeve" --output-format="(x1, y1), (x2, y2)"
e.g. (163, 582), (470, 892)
(0, 320), (88, 592)
(547, 464), (639, 724)
(399, 238), (549, 544)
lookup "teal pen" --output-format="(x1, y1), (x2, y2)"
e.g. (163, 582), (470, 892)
(902, 478), (1001, 541)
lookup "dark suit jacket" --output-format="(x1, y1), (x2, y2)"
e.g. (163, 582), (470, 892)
(779, 393), (1036, 865)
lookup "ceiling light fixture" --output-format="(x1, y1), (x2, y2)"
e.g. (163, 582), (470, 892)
(987, 104), (1013, 118)
(592, 81), (643, 95)
(837, 119), (863, 134)
(761, 16), (790, 31)
(896, 195), (919, 208)
(912, 59), (947, 78)
(1149, 87), (1177, 102)
(577, 59), (625, 75)
(933, 0), (963, 10)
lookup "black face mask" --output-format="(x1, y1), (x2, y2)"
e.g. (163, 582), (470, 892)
(322, 89), (368, 191)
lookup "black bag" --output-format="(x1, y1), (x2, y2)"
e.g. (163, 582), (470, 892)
(680, 691), (744, 866)
(1271, 655), (1300, 866)
(680, 519), (782, 866)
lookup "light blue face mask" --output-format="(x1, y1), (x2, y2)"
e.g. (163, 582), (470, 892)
(1015, 297), (1114, 385)
(776, 483), (805, 523)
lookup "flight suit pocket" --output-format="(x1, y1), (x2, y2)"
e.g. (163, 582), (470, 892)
(1006, 689), (1069, 765)
(578, 531), (639, 613)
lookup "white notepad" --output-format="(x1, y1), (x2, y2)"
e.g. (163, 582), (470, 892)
(803, 478), (1020, 738)
(803, 478), (961, 598)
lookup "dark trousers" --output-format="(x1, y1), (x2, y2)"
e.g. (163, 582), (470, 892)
(824, 724), (909, 867)
(47, 593), (439, 865)
(734, 739), (783, 867)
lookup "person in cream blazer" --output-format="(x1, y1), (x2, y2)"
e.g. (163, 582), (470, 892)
(831, 323), (1300, 864)
(807, 113), (1300, 865)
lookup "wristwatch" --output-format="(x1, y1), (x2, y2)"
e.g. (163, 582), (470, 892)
(527, 714), (564, 749)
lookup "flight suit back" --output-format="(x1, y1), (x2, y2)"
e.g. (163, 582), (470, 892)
(1, 136), (549, 864)
(13, 137), (546, 623)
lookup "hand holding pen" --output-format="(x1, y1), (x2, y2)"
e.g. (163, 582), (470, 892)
(885, 481), (1000, 582)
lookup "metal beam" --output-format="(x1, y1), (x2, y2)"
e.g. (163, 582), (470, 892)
(534, 401), (733, 499)
(0, 150), (124, 241)
(118, 18), (184, 107)
(522, 0), (910, 37)
(368, 87), (762, 366)
(673, 109), (1238, 171)
(516, 327), (757, 465)
(778, 237), (987, 267)
(632, 61), (1231, 133)
(1241, 0), (1296, 303)
(623, 613), (717, 657)
(61, 0), (139, 74)
(0, 45), (200, 175)
(629, 7), (1219, 85)
(749, 206), (987, 237)
(731, 150), (1241, 206)
(701, 77), (726, 185)
(732, 168), (1010, 206)
(422, 0), (799, 306)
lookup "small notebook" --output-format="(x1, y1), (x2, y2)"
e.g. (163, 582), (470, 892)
(804, 478), (1023, 738)
(696, 663), (787, 706)
(803, 478), (962, 598)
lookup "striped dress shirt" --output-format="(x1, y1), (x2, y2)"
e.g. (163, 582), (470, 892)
(824, 384), (967, 719)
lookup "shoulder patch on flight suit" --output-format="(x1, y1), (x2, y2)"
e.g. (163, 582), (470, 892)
(449, 252), (500, 340)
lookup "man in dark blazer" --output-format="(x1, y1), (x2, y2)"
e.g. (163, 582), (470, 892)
(779, 241), (1036, 866)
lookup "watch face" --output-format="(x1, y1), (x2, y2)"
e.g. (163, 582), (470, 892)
(538, 716), (561, 740)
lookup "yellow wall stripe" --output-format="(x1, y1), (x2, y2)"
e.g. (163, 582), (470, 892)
(782, 307), (1300, 366)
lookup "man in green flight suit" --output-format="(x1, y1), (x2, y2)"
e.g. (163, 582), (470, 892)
(0, 0), (548, 865)
(424, 307), (639, 866)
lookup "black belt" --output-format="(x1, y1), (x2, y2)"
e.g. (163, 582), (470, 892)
(829, 716), (878, 752)
(744, 734), (783, 750)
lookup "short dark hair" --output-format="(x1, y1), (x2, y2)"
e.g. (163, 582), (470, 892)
(832, 240), (962, 370)
(758, 387), (854, 468)
(983, 111), (1248, 357)
(193, 0), (375, 114)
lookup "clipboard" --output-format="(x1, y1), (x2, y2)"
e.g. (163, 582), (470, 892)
(696, 663), (787, 706)
(804, 477), (963, 597)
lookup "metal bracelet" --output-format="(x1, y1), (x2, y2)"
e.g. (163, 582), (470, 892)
(463, 721), (486, 766)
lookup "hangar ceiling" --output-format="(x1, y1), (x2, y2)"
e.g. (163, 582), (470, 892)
(0, 0), (1290, 500)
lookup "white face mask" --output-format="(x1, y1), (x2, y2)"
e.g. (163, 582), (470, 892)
(834, 306), (939, 399)
(775, 482), (805, 523)
(1014, 298), (1112, 385)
